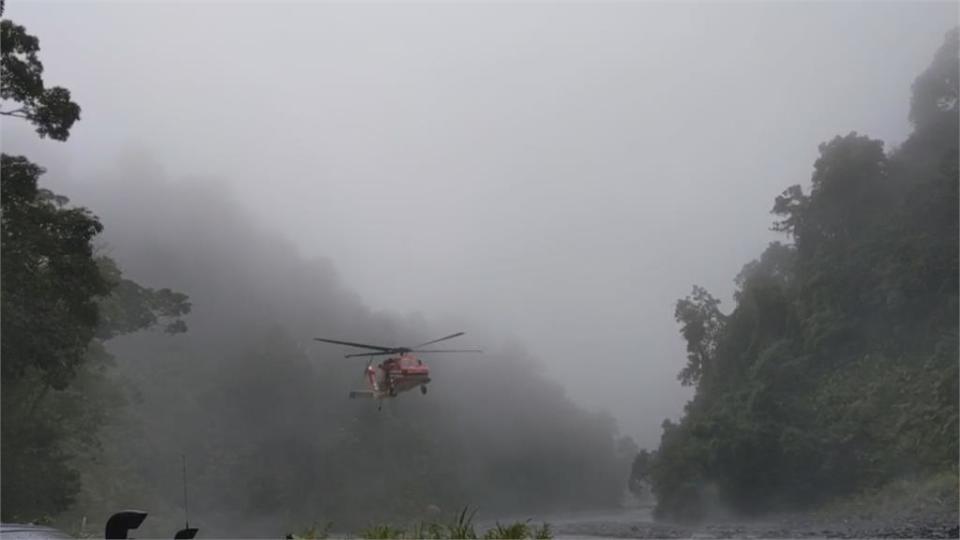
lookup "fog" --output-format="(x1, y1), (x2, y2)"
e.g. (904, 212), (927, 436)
(3, 0), (955, 452)
(7, 156), (627, 535)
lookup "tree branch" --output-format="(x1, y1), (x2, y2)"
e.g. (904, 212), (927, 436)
(0, 108), (30, 118)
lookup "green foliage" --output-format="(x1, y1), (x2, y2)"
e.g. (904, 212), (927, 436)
(95, 256), (191, 338)
(0, 26), (98, 521)
(531, 522), (552, 539)
(0, 20), (81, 140)
(674, 286), (726, 386)
(628, 449), (654, 495)
(290, 521), (333, 539)
(445, 506), (478, 539)
(361, 524), (407, 539)
(1, 341), (120, 521)
(909, 28), (959, 130)
(480, 518), (552, 539)
(1, 155), (109, 389)
(650, 28), (960, 521)
(0, 378), (82, 521)
(817, 469), (959, 523)
(0, 156), (190, 521)
(482, 520), (530, 539)
(410, 520), (447, 539)
(359, 520), (445, 539)
(354, 512), (552, 540)
(0, 156), (192, 389)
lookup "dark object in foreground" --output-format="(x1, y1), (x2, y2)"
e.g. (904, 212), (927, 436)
(174, 527), (199, 539)
(2, 510), (198, 539)
(105, 511), (147, 539)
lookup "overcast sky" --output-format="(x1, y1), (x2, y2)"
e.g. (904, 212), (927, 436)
(4, 1), (956, 447)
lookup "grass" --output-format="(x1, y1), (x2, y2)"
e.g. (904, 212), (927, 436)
(531, 522), (552, 540)
(445, 506), (478, 539)
(480, 520), (549, 539)
(348, 506), (552, 539)
(409, 520), (447, 539)
(482, 520), (530, 539)
(360, 524), (407, 539)
(291, 521), (334, 539)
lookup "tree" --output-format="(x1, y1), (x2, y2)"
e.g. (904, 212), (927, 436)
(0, 155), (192, 521)
(909, 28), (959, 131)
(628, 449), (655, 495)
(773, 133), (889, 257)
(1, 20), (81, 141)
(649, 29), (959, 522)
(1, 155), (109, 389)
(95, 257), (191, 339)
(674, 286), (725, 387)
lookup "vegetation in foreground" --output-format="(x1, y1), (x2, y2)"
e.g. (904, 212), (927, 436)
(355, 515), (551, 539)
(815, 469), (960, 526)
(633, 28), (959, 522)
(286, 508), (553, 539)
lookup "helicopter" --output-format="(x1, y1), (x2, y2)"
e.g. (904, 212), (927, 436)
(313, 332), (481, 407)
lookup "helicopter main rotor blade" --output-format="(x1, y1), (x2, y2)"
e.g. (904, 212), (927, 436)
(314, 337), (394, 352)
(410, 348), (483, 354)
(410, 332), (465, 349)
(345, 351), (396, 358)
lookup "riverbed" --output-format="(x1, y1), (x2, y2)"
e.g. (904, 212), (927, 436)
(495, 501), (958, 539)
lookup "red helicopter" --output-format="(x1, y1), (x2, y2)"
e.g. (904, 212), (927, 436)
(314, 332), (481, 407)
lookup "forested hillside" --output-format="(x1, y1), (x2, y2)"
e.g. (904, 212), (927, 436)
(643, 29), (959, 521)
(51, 164), (630, 536)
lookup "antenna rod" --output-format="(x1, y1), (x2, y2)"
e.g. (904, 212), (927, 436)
(182, 454), (190, 529)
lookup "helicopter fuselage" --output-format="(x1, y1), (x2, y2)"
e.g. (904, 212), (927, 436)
(363, 353), (431, 398)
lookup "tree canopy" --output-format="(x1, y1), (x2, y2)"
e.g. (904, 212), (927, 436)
(1, 155), (109, 389)
(647, 28), (959, 521)
(0, 20), (81, 141)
